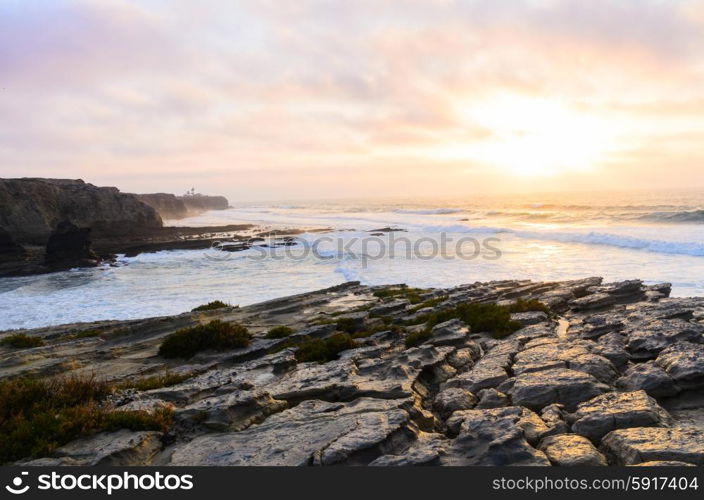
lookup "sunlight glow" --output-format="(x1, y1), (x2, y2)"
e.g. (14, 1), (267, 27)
(435, 93), (618, 177)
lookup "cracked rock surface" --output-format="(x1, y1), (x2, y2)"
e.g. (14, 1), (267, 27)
(3, 278), (704, 466)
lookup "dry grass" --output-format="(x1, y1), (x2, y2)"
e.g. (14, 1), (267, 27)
(0, 375), (173, 464)
(0, 333), (45, 348)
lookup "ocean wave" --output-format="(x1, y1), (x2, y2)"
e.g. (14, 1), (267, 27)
(476, 207), (704, 224)
(480, 210), (559, 220)
(512, 230), (704, 257)
(394, 208), (463, 215)
(417, 224), (509, 234)
(300, 221), (704, 258)
(639, 209), (704, 223)
(409, 224), (704, 257)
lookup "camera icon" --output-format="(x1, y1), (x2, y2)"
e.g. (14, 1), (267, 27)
(5, 471), (30, 495)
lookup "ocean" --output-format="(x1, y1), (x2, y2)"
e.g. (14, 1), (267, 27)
(1, 190), (703, 330)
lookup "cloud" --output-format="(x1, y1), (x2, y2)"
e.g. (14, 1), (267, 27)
(0, 0), (703, 199)
(0, 0), (185, 87)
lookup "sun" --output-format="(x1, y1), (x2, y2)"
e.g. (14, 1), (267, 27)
(431, 93), (617, 177)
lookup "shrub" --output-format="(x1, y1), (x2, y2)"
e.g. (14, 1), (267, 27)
(0, 333), (45, 348)
(265, 326), (295, 339)
(310, 316), (336, 326)
(507, 298), (551, 315)
(102, 407), (173, 433)
(325, 332), (357, 355)
(72, 329), (102, 339)
(373, 287), (430, 305)
(0, 375), (173, 464)
(117, 371), (196, 391)
(405, 329), (432, 347)
(268, 338), (298, 354)
(191, 300), (230, 312)
(372, 289), (395, 299)
(408, 296), (447, 313)
(158, 320), (251, 359)
(294, 333), (358, 363)
(336, 317), (362, 333)
(294, 339), (329, 363)
(419, 302), (523, 339)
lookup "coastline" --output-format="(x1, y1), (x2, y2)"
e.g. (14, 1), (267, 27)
(0, 177), (249, 278)
(2, 277), (703, 466)
(4, 185), (704, 331)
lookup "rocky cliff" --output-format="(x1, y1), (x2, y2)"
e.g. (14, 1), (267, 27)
(178, 193), (229, 213)
(0, 178), (163, 245)
(3, 278), (703, 466)
(136, 193), (189, 219)
(137, 193), (229, 220)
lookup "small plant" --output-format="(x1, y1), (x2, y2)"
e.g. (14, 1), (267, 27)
(268, 338), (298, 354)
(294, 339), (329, 363)
(0, 375), (173, 464)
(379, 315), (393, 325)
(372, 289), (395, 300)
(158, 320), (251, 359)
(408, 296), (447, 313)
(336, 317), (362, 333)
(72, 329), (102, 339)
(310, 317), (335, 326)
(405, 329), (432, 347)
(116, 371), (196, 391)
(0, 333), (45, 348)
(325, 332), (357, 355)
(294, 333), (358, 363)
(191, 300), (231, 312)
(373, 287), (430, 305)
(265, 326), (295, 339)
(102, 407), (173, 433)
(507, 298), (551, 315)
(417, 302), (523, 339)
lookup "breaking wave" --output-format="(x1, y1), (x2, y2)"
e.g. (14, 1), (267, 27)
(394, 208), (463, 215)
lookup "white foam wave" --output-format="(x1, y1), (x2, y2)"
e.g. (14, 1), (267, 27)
(404, 224), (704, 257)
(394, 208), (463, 215)
(513, 230), (704, 257)
(415, 224), (508, 234)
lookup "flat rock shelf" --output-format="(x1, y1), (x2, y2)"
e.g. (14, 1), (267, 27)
(2, 277), (703, 466)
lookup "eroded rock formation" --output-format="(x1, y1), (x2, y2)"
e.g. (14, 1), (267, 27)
(0, 178), (162, 245)
(2, 278), (704, 466)
(136, 193), (229, 220)
(0, 178), (240, 276)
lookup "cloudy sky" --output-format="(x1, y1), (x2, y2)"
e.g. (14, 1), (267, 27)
(1, 0), (703, 201)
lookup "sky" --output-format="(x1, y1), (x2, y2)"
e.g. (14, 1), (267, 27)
(1, 0), (703, 201)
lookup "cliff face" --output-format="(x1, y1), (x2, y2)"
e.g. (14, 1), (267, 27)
(179, 194), (229, 212)
(136, 193), (189, 220)
(137, 193), (229, 220)
(0, 178), (162, 245)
